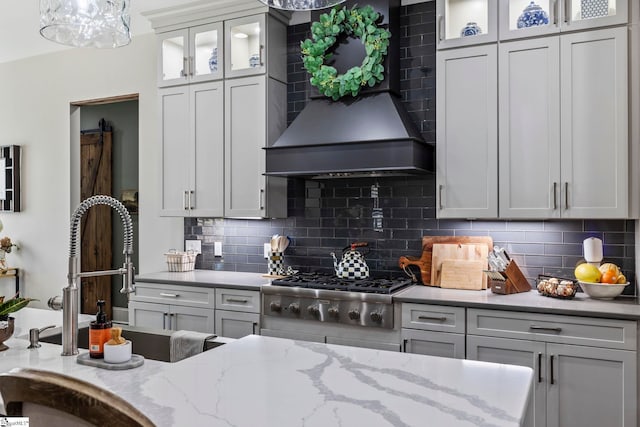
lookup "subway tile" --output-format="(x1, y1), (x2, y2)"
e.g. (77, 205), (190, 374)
(524, 231), (563, 243)
(584, 219), (626, 232)
(562, 231), (603, 244)
(545, 244), (583, 256)
(543, 220), (583, 232)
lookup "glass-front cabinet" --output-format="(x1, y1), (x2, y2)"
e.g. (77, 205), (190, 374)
(158, 22), (223, 87)
(499, 0), (628, 40)
(225, 14), (266, 77)
(436, 0), (498, 49)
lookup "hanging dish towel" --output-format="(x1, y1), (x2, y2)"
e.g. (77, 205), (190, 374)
(169, 330), (216, 363)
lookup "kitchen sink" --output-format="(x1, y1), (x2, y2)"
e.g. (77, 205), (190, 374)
(39, 324), (224, 362)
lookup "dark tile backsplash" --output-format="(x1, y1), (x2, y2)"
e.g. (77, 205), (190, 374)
(184, 1), (636, 293)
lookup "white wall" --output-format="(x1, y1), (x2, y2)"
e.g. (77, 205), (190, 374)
(0, 33), (183, 308)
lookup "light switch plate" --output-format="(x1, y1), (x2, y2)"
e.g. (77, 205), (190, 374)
(214, 242), (223, 257)
(263, 243), (271, 258)
(185, 240), (201, 254)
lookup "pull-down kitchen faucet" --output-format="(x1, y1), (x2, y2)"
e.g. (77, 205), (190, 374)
(49, 195), (135, 356)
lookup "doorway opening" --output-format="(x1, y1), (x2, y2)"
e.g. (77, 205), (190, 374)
(71, 94), (139, 321)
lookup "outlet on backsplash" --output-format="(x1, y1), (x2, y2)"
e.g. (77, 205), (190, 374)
(185, 240), (201, 254)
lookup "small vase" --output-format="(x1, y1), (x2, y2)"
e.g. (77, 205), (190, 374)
(0, 316), (15, 351)
(517, 1), (550, 28)
(460, 22), (482, 37)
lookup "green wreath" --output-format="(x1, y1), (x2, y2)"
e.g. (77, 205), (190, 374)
(300, 5), (391, 101)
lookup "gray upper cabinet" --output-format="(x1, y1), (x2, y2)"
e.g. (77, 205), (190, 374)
(157, 22), (224, 87)
(436, 44), (498, 218)
(435, 0), (498, 50)
(160, 81), (224, 217)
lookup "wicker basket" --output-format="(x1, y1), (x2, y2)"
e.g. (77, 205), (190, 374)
(165, 250), (197, 272)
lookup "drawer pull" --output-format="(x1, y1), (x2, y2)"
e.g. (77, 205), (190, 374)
(550, 355), (555, 385)
(160, 293), (179, 298)
(252, 322), (258, 335)
(418, 315), (447, 322)
(403, 339), (408, 353)
(537, 353), (542, 383)
(529, 325), (562, 333)
(226, 298), (249, 303)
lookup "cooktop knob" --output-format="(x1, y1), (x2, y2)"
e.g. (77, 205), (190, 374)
(270, 301), (282, 313)
(328, 306), (339, 318)
(348, 309), (360, 320)
(370, 311), (383, 323)
(307, 305), (320, 318)
(288, 302), (300, 315)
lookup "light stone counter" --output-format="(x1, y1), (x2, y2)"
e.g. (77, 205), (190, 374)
(395, 286), (640, 320)
(135, 270), (269, 290)
(0, 334), (532, 427)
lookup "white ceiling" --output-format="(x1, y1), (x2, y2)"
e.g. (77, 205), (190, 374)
(0, 0), (196, 64)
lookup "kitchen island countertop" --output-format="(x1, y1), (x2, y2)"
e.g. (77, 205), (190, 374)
(135, 270), (269, 290)
(0, 333), (532, 427)
(395, 285), (640, 320)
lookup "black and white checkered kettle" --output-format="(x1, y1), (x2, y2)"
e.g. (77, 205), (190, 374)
(331, 242), (370, 279)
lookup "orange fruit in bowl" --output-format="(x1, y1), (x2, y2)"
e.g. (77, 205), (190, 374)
(601, 270), (618, 284)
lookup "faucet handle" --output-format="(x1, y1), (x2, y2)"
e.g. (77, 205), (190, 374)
(28, 325), (56, 349)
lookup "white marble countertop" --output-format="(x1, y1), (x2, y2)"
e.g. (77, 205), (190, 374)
(0, 333), (532, 427)
(135, 270), (269, 290)
(395, 285), (640, 320)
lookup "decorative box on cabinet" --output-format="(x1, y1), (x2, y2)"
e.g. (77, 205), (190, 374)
(499, 27), (628, 218)
(435, 44), (498, 218)
(159, 81), (224, 217)
(467, 308), (637, 427)
(401, 304), (466, 359)
(157, 22), (223, 87)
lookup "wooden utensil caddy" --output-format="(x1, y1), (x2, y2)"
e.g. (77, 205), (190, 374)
(487, 261), (531, 294)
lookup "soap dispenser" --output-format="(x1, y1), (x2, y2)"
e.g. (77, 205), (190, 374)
(89, 300), (112, 359)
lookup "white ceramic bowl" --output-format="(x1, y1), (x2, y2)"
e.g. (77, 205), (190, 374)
(578, 281), (629, 300)
(103, 340), (132, 364)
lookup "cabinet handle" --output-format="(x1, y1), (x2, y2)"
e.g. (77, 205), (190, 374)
(226, 298), (249, 303)
(184, 190), (189, 210)
(252, 322), (258, 335)
(550, 355), (555, 385)
(537, 352), (543, 383)
(170, 313), (175, 330)
(552, 182), (558, 210)
(437, 15), (444, 42)
(564, 182), (568, 210)
(163, 312), (168, 329)
(403, 338), (408, 353)
(259, 45), (265, 67)
(259, 189), (264, 210)
(181, 57), (188, 78)
(189, 190), (195, 209)
(189, 56), (194, 76)
(529, 325), (562, 333)
(418, 315), (447, 322)
(160, 293), (179, 298)
(438, 185), (444, 210)
(564, 0), (569, 24)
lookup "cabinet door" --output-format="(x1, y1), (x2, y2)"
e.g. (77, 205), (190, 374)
(170, 305), (215, 334)
(499, 0), (560, 41)
(560, 27), (628, 218)
(159, 86), (190, 216)
(436, 44), (498, 218)
(128, 301), (170, 330)
(189, 81), (224, 217)
(158, 29), (189, 87)
(224, 75), (267, 217)
(436, 0), (498, 49)
(546, 343), (636, 427)
(467, 335), (545, 427)
(402, 329), (465, 359)
(189, 22), (224, 84)
(499, 37), (561, 218)
(215, 310), (259, 339)
(225, 14), (266, 78)
(561, 0), (628, 32)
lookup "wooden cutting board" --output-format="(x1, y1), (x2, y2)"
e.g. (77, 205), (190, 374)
(398, 236), (493, 286)
(430, 243), (489, 288)
(440, 260), (486, 290)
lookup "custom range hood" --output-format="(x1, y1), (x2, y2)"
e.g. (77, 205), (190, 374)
(265, 0), (433, 178)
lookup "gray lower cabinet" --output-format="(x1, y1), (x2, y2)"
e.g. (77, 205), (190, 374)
(129, 301), (215, 334)
(467, 309), (637, 427)
(214, 288), (261, 339)
(401, 303), (466, 358)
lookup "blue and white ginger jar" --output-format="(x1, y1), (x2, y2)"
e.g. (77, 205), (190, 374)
(208, 47), (218, 72)
(517, 1), (550, 28)
(249, 54), (260, 68)
(460, 22), (482, 37)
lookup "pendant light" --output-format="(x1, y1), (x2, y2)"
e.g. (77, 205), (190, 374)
(256, 0), (346, 11)
(39, 0), (131, 48)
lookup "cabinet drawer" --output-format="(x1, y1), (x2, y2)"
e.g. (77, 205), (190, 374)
(216, 288), (260, 313)
(468, 309), (637, 350)
(402, 303), (465, 333)
(132, 282), (215, 309)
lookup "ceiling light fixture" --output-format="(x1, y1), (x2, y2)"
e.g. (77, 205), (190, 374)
(233, 32), (249, 39)
(39, 0), (131, 48)
(256, 0), (347, 11)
